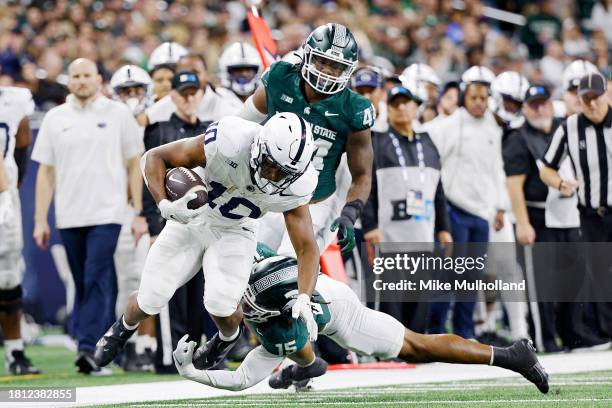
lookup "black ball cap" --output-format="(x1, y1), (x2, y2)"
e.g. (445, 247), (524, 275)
(172, 70), (200, 91)
(578, 72), (607, 98)
(524, 84), (551, 104)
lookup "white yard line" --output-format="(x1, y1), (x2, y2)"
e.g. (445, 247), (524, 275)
(5, 350), (612, 407)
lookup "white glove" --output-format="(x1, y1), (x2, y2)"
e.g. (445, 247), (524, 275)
(0, 190), (13, 226)
(173, 334), (199, 378)
(158, 193), (205, 224)
(291, 293), (318, 341)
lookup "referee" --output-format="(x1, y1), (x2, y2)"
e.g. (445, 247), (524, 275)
(540, 72), (612, 344)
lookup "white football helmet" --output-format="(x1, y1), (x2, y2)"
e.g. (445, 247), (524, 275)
(250, 112), (315, 195)
(490, 71), (530, 123)
(461, 65), (496, 87)
(148, 42), (188, 71)
(218, 42), (262, 97)
(562, 60), (599, 92)
(110, 65), (153, 115)
(399, 63), (441, 102)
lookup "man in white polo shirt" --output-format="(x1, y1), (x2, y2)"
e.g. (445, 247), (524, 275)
(32, 58), (145, 375)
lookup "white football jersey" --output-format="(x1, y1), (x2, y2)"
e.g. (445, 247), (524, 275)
(215, 87), (245, 112)
(198, 116), (317, 227)
(145, 85), (238, 126)
(0, 87), (34, 188)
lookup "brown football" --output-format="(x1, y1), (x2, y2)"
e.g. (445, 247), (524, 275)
(164, 167), (208, 210)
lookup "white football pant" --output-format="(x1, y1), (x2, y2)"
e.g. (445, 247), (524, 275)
(137, 218), (257, 318)
(0, 188), (24, 289)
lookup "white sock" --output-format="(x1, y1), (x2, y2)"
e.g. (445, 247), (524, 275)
(145, 335), (157, 351)
(219, 328), (239, 342)
(135, 335), (147, 354)
(5, 339), (24, 362)
(489, 346), (494, 366)
(122, 316), (139, 331)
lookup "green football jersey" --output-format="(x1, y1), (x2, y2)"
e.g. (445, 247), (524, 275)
(261, 61), (375, 201)
(249, 292), (331, 357)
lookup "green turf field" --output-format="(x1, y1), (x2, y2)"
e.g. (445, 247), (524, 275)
(0, 345), (183, 387)
(101, 370), (612, 408)
(2, 346), (612, 407)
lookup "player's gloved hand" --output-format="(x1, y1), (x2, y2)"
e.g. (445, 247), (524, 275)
(173, 334), (198, 378)
(291, 294), (318, 341)
(0, 190), (14, 226)
(158, 193), (205, 224)
(330, 200), (364, 255)
(330, 216), (355, 255)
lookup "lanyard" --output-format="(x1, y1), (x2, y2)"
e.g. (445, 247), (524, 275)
(388, 131), (426, 185)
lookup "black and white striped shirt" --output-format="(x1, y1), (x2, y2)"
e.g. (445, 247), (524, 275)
(542, 108), (612, 209)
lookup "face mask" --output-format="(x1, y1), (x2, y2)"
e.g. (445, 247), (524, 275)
(125, 97), (141, 114)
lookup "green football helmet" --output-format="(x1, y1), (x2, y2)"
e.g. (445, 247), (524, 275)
(242, 256), (300, 323)
(301, 23), (359, 95)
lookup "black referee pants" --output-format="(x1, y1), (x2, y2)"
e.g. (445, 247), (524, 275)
(527, 208), (596, 350)
(580, 211), (612, 339)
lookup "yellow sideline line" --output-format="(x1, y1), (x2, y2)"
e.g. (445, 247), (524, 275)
(0, 373), (42, 381)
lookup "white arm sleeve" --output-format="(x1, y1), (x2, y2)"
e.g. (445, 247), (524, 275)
(182, 346), (283, 391)
(139, 152), (150, 187)
(237, 95), (268, 124)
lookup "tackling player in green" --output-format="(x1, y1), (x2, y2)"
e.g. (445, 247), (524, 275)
(239, 22), (375, 259)
(172, 252), (549, 393)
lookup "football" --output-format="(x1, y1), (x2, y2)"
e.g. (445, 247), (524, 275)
(164, 167), (208, 210)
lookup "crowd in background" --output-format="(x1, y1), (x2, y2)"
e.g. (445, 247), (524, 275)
(1, 0), (612, 106)
(1, 0), (612, 374)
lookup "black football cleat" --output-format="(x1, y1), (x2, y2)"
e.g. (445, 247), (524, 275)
(75, 351), (112, 376)
(94, 317), (137, 367)
(269, 365), (295, 389)
(507, 339), (549, 394)
(192, 327), (242, 370)
(7, 350), (41, 375)
(269, 358), (328, 390)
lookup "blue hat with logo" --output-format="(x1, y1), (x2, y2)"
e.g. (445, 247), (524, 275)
(387, 85), (421, 104)
(352, 68), (382, 89)
(172, 70), (200, 91)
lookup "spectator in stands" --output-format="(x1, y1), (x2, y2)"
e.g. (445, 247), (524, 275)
(539, 41), (565, 91)
(520, 0), (562, 60)
(590, 0), (612, 44)
(352, 67), (387, 132)
(21, 51), (68, 111)
(31, 58), (144, 375)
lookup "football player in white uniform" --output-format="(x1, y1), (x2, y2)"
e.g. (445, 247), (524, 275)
(95, 112), (321, 370)
(110, 65), (153, 116)
(0, 86), (40, 374)
(149, 42), (188, 102)
(109, 65), (155, 371)
(172, 254), (549, 394)
(400, 63), (441, 104)
(136, 42), (188, 126)
(217, 42), (262, 110)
